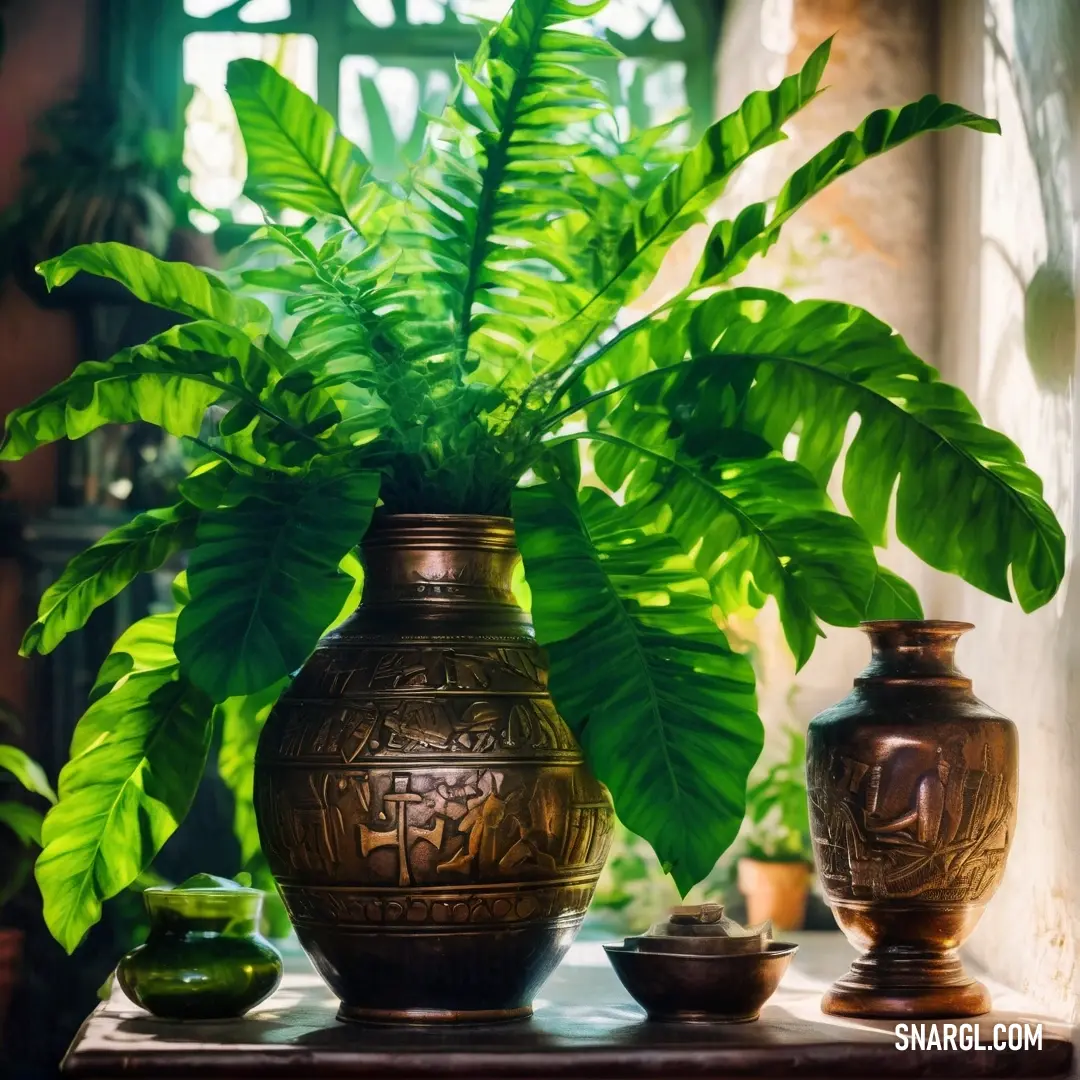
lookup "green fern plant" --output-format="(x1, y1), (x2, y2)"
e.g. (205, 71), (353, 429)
(6, 0), (1064, 952)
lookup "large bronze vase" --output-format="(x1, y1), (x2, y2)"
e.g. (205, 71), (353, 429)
(806, 620), (1017, 1019)
(254, 514), (614, 1023)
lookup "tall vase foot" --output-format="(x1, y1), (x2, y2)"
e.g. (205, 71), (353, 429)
(821, 947), (991, 1019)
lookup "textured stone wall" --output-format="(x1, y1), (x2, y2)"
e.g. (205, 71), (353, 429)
(714, 0), (942, 740)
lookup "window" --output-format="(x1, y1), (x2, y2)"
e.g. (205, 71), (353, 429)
(100, 0), (722, 236)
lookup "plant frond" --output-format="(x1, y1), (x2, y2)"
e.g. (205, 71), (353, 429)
(515, 482), (762, 894)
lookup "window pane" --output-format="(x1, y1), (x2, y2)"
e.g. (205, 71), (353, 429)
(184, 0), (241, 16)
(613, 59), (687, 133)
(183, 32), (317, 225)
(450, 0), (513, 20)
(239, 0), (291, 21)
(183, 0), (291, 19)
(406, 0), (445, 23)
(352, 0), (396, 27)
(592, 0), (685, 41)
(340, 56), (452, 179)
(403, 0), (686, 35)
(651, 2), (685, 42)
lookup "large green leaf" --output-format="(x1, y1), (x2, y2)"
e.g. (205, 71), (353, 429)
(21, 504), (199, 657)
(865, 567), (924, 619)
(227, 59), (374, 230)
(176, 467), (380, 701)
(38, 244), (272, 338)
(690, 290), (1065, 610)
(88, 610), (181, 704)
(514, 483), (762, 894)
(575, 289), (1065, 613)
(534, 37), (832, 371)
(695, 97), (1000, 285)
(35, 669), (213, 952)
(1, 335), (222, 460)
(331, 549), (365, 628)
(0, 744), (57, 803)
(216, 681), (298, 939)
(217, 682), (287, 866)
(0, 321), (333, 463)
(0, 802), (46, 847)
(565, 432), (877, 668)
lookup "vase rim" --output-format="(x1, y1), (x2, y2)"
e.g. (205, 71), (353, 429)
(143, 887), (264, 922)
(371, 512), (514, 526)
(365, 512), (517, 549)
(860, 619), (974, 633)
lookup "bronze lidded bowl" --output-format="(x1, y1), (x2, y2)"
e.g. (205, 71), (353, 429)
(806, 620), (1018, 1019)
(254, 514), (614, 1023)
(605, 904), (798, 1023)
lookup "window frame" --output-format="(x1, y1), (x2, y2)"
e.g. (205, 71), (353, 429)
(97, 0), (723, 245)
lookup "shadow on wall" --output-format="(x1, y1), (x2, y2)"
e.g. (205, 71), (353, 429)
(944, 0), (1080, 1025)
(987, 1), (1076, 392)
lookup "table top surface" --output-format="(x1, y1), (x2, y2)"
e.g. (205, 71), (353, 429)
(63, 932), (1074, 1079)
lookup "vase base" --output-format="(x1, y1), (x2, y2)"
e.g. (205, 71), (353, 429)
(645, 1010), (761, 1024)
(337, 1003), (533, 1026)
(822, 949), (991, 1019)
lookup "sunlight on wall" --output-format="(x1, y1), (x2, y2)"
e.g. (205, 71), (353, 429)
(937, 0), (1080, 1023)
(712, 0), (940, 736)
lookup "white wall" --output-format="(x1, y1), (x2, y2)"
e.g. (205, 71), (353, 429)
(937, 0), (1080, 1021)
(716, 0), (1080, 1019)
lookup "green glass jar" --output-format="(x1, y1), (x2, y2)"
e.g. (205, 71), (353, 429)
(117, 874), (283, 1020)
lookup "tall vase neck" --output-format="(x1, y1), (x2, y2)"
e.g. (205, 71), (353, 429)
(346, 514), (531, 638)
(360, 514), (520, 606)
(856, 620), (973, 688)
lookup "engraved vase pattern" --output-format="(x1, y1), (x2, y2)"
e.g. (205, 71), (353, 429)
(254, 514), (614, 1023)
(806, 621), (1018, 1019)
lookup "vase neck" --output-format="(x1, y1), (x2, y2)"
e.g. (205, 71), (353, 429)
(352, 514), (530, 636)
(856, 620), (973, 688)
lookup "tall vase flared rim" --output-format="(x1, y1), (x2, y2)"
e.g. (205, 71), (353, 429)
(860, 619), (974, 634)
(364, 512), (517, 549)
(370, 512), (514, 527)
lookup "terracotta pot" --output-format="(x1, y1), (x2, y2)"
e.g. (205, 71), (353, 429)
(736, 858), (811, 931)
(0, 928), (24, 1041)
(255, 514), (614, 1023)
(806, 620), (1017, 1018)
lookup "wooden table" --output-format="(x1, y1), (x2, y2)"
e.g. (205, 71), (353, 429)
(62, 932), (1073, 1079)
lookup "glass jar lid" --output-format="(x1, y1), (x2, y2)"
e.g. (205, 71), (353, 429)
(143, 873), (265, 923)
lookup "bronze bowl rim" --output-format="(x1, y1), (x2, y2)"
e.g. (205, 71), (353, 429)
(603, 941), (799, 1023)
(603, 940), (800, 961)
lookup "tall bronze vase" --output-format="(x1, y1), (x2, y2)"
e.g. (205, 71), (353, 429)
(806, 620), (1017, 1019)
(254, 514), (614, 1023)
